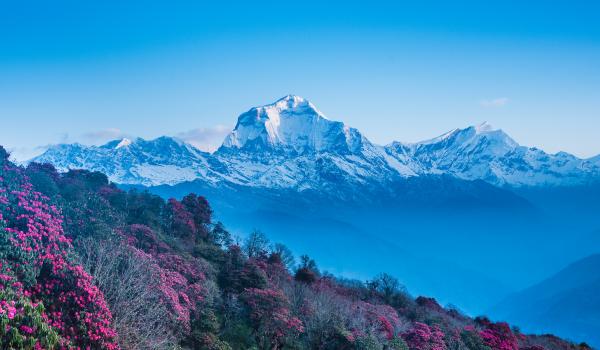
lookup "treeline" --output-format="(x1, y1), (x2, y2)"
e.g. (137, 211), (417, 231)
(0, 147), (592, 350)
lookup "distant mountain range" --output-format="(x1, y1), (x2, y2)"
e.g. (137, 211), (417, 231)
(33, 95), (600, 190)
(490, 253), (600, 347)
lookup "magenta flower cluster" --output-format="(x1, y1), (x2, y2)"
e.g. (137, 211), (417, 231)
(123, 224), (207, 330)
(0, 164), (119, 349)
(404, 322), (447, 350)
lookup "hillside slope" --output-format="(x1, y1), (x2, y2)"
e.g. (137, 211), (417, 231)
(490, 254), (600, 348)
(1, 146), (592, 349)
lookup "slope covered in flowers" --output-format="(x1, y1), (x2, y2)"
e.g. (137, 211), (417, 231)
(0, 146), (593, 350)
(0, 151), (118, 348)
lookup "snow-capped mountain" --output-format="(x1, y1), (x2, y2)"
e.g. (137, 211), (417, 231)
(221, 95), (368, 154)
(215, 95), (410, 190)
(385, 122), (600, 186)
(32, 95), (600, 190)
(33, 136), (222, 186)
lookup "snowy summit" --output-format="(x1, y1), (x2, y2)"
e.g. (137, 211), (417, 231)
(221, 95), (366, 154)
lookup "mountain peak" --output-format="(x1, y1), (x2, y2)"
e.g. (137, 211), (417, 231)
(474, 121), (494, 133)
(276, 94), (308, 104)
(219, 96), (367, 154)
(421, 122), (514, 147)
(268, 94), (325, 119)
(115, 138), (132, 149)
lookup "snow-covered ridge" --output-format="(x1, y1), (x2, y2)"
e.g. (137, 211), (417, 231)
(33, 136), (222, 186)
(32, 95), (600, 189)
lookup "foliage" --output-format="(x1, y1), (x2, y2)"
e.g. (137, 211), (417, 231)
(403, 322), (446, 350)
(241, 287), (304, 349)
(461, 329), (492, 350)
(0, 280), (62, 349)
(1, 159), (119, 348)
(295, 255), (319, 284)
(244, 230), (270, 259)
(475, 318), (519, 350)
(0, 152), (587, 350)
(76, 238), (177, 349)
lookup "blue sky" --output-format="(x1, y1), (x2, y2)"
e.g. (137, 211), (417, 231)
(1, 0), (599, 159)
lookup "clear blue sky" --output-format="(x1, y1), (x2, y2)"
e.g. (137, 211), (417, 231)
(1, 0), (599, 159)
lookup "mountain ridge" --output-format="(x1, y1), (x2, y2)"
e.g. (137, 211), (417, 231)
(32, 95), (600, 189)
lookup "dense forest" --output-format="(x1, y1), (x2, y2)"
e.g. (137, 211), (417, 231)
(0, 146), (592, 350)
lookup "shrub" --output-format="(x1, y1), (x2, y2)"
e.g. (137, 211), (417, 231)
(0, 162), (119, 349)
(477, 321), (518, 350)
(242, 287), (304, 349)
(403, 322), (446, 350)
(0, 281), (62, 349)
(461, 329), (492, 350)
(77, 238), (177, 349)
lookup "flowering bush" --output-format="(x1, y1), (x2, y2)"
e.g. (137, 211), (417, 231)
(242, 287), (304, 349)
(219, 245), (268, 294)
(120, 225), (209, 331)
(415, 297), (444, 313)
(0, 281), (62, 349)
(403, 322), (446, 350)
(349, 301), (401, 342)
(165, 198), (196, 242)
(461, 328), (492, 350)
(476, 318), (518, 350)
(122, 224), (169, 254)
(181, 193), (212, 240)
(0, 161), (118, 348)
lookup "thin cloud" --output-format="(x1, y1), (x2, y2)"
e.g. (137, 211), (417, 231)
(7, 145), (51, 162)
(81, 128), (129, 144)
(177, 125), (232, 153)
(7, 128), (128, 161)
(8, 132), (72, 161)
(480, 97), (509, 108)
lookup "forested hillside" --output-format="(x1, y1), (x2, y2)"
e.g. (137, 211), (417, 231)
(0, 146), (592, 350)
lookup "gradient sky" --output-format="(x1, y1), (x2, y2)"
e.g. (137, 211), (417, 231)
(1, 0), (600, 160)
